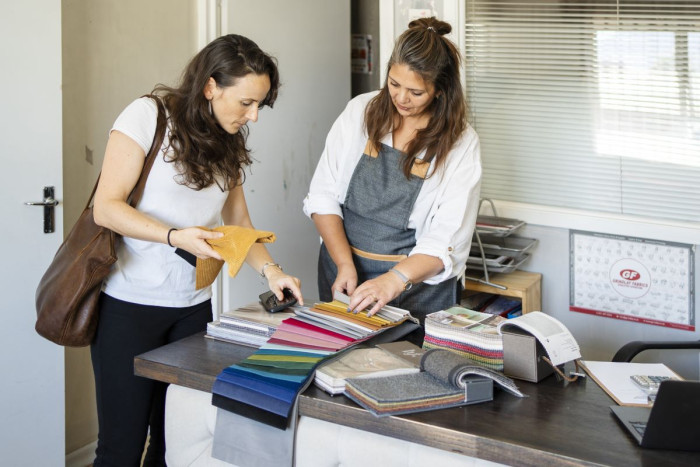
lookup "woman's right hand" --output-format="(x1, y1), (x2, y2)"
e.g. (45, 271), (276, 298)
(332, 262), (358, 297)
(167, 227), (224, 261)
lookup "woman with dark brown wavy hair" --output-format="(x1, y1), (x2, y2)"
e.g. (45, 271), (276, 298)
(91, 34), (303, 466)
(304, 17), (481, 344)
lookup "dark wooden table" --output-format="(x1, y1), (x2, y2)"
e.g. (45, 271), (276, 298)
(135, 332), (700, 467)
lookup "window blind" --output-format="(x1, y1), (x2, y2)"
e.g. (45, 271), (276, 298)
(465, 0), (700, 223)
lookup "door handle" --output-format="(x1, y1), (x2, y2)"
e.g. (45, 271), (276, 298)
(25, 186), (59, 233)
(25, 199), (59, 206)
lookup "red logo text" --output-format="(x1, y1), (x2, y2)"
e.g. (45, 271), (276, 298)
(620, 269), (641, 281)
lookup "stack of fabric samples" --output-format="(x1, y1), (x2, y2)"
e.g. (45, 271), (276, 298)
(212, 293), (415, 429)
(206, 302), (295, 347)
(423, 306), (506, 370)
(344, 348), (524, 417)
(313, 342), (423, 395)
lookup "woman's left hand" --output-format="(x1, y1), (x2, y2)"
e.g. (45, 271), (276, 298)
(348, 272), (405, 316)
(265, 268), (304, 306)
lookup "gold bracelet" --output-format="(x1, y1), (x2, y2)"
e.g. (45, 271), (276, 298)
(260, 262), (282, 278)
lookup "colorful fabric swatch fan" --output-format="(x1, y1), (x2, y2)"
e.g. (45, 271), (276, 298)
(212, 292), (417, 429)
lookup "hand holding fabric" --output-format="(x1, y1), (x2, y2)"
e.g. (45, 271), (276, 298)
(332, 262), (358, 299)
(169, 227), (225, 261)
(195, 226), (276, 289)
(348, 271), (404, 317)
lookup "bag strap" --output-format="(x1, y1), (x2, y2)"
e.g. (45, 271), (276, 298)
(127, 95), (168, 207)
(85, 95), (168, 210)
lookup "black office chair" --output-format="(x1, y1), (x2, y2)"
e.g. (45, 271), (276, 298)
(612, 340), (700, 362)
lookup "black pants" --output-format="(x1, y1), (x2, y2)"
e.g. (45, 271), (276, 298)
(90, 293), (212, 467)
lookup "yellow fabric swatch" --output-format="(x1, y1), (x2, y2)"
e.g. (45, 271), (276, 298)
(313, 301), (392, 326)
(195, 225), (276, 290)
(308, 307), (383, 331)
(247, 355), (321, 363)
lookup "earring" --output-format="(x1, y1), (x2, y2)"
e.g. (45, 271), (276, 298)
(208, 99), (213, 115)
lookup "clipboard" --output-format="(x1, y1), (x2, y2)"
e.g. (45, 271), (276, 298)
(580, 360), (683, 407)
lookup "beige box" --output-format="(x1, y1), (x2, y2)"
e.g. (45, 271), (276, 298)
(501, 328), (554, 382)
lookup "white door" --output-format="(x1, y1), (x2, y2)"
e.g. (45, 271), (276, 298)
(0, 1), (64, 465)
(220, 0), (351, 311)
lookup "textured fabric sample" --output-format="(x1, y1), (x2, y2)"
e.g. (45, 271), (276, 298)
(345, 349), (524, 417)
(195, 225), (275, 289)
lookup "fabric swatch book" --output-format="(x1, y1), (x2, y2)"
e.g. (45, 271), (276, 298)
(344, 348), (524, 417)
(206, 322), (271, 347)
(423, 307), (506, 370)
(212, 295), (417, 429)
(206, 302), (295, 347)
(314, 342), (423, 395)
(376, 340), (426, 368)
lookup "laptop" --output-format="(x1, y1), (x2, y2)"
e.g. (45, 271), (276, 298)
(610, 380), (700, 451)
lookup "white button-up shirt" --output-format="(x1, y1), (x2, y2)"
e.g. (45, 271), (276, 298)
(303, 92), (482, 284)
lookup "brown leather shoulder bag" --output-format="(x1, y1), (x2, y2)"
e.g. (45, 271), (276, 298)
(35, 95), (167, 346)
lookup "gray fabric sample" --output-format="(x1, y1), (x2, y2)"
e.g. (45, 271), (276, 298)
(422, 349), (524, 397)
(347, 371), (461, 402)
(211, 402), (297, 467)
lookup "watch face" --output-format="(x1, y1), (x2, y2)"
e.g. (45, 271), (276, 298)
(405, 281), (413, 291)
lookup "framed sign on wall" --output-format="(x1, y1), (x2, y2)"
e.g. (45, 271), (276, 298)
(570, 230), (695, 331)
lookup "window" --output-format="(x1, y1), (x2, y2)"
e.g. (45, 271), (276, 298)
(465, 0), (700, 225)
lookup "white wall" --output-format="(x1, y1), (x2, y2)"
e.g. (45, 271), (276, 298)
(222, 0), (351, 309)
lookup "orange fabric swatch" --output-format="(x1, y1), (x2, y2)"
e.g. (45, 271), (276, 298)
(195, 226), (276, 289)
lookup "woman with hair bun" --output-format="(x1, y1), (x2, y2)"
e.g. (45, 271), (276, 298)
(91, 34), (303, 465)
(304, 17), (481, 344)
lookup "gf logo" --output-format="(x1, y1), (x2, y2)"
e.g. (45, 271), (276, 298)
(620, 269), (640, 281)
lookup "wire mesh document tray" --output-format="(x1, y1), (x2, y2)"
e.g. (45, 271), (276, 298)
(467, 253), (515, 268)
(467, 253), (531, 274)
(467, 198), (534, 288)
(470, 235), (538, 260)
(475, 215), (525, 237)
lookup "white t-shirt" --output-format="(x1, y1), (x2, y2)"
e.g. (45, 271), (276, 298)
(102, 97), (229, 307)
(303, 91), (482, 284)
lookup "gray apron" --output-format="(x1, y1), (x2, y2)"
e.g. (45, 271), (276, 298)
(318, 140), (461, 342)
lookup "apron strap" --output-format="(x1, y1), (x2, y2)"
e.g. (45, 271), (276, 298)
(363, 140), (380, 158)
(410, 159), (429, 178)
(351, 246), (407, 262)
(363, 140), (429, 179)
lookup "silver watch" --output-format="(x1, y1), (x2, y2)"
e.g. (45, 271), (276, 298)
(389, 268), (413, 291)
